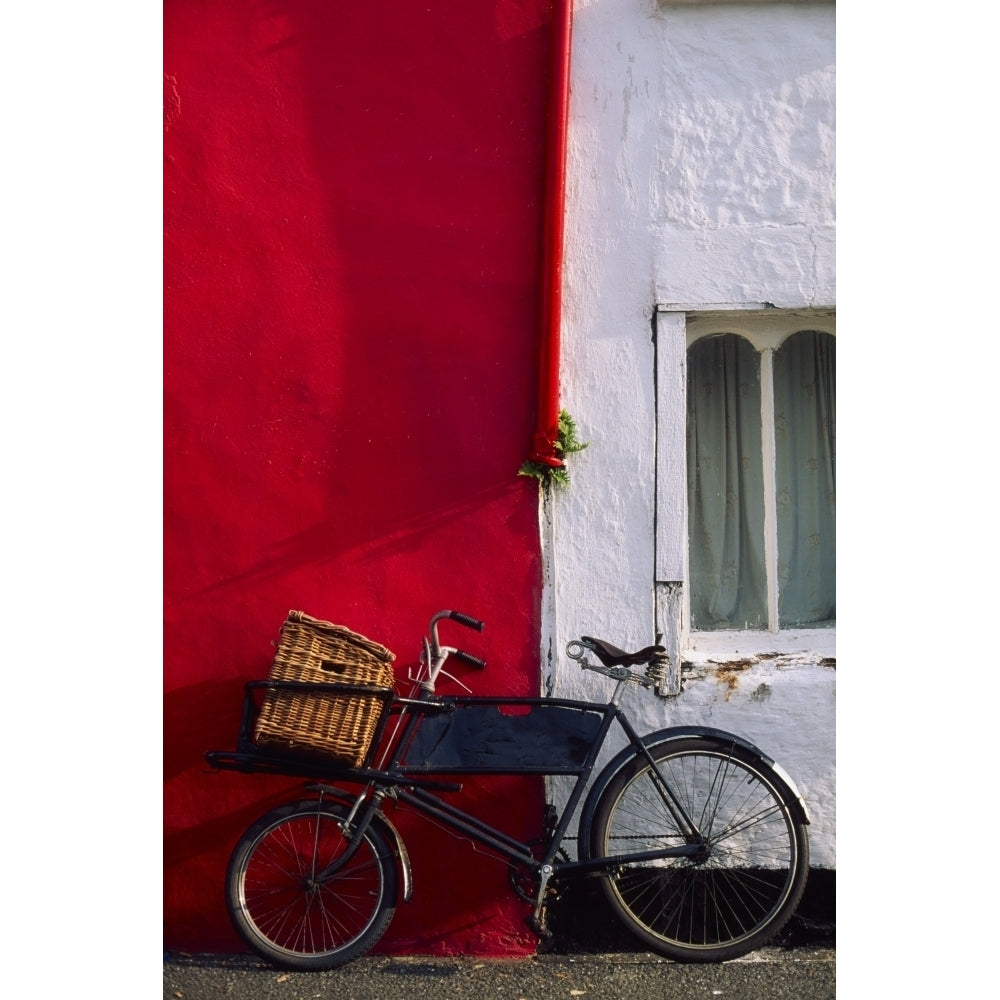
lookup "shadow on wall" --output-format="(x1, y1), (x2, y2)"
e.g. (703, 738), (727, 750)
(164, 678), (249, 784)
(183, 479), (530, 603)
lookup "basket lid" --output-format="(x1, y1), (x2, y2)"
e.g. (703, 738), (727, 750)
(282, 610), (396, 664)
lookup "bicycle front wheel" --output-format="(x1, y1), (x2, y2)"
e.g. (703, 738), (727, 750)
(226, 799), (398, 970)
(589, 736), (809, 962)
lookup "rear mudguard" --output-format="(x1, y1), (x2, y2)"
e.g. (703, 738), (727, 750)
(577, 726), (810, 859)
(305, 783), (414, 903)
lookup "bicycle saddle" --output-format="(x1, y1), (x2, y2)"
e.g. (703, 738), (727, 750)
(580, 637), (667, 668)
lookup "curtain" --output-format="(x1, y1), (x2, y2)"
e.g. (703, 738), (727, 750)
(686, 334), (766, 629)
(774, 331), (836, 627)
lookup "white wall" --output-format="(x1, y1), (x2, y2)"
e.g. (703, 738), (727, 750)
(546, 0), (835, 866)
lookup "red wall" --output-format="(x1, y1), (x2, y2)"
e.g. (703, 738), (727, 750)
(164, 0), (553, 955)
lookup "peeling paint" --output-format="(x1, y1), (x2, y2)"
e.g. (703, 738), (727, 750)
(713, 661), (750, 700)
(713, 657), (764, 671)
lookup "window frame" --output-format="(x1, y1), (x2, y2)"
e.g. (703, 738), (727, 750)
(654, 308), (835, 690)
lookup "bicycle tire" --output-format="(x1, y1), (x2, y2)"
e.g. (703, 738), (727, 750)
(588, 736), (808, 962)
(225, 799), (398, 970)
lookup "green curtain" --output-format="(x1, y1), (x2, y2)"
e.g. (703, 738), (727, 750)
(686, 334), (766, 629)
(774, 331), (836, 627)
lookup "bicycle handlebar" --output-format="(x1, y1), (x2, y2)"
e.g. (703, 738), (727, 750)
(417, 611), (488, 691)
(429, 611), (486, 665)
(447, 611), (485, 632)
(451, 649), (487, 670)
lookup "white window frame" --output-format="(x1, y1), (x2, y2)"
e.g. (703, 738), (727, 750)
(654, 307), (835, 692)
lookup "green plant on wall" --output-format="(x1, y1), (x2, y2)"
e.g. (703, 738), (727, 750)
(519, 410), (588, 488)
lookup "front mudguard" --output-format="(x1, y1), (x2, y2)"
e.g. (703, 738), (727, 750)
(305, 783), (414, 903)
(577, 726), (810, 860)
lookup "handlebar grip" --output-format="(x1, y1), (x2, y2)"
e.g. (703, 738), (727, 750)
(449, 611), (485, 632)
(452, 649), (487, 670)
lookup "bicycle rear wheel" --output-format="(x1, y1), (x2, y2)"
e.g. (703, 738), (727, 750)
(226, 799), (398, 970)
(588, 736), (808, 962)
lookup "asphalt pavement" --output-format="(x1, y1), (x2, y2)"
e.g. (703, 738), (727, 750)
(165, 871), (837, 999)
(164, 947), (835, 1000)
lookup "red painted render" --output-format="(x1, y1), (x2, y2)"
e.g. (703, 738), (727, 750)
(164, 0), (554, 956)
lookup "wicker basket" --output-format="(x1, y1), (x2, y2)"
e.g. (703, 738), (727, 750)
(253, 611), (396, 766)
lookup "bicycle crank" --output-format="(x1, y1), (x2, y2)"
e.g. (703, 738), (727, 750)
(509, 848), (569, 904)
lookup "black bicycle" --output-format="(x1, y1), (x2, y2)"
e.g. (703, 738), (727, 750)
(206, 610), (810, 970)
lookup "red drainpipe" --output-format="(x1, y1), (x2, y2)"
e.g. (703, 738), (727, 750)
(530, 0), (574, 468)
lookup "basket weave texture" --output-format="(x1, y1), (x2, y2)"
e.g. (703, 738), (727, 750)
(253, 611), (396, 767)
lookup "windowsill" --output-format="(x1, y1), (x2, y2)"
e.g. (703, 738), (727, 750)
(682, 628), (835, 666)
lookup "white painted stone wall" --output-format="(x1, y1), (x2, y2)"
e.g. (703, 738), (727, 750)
(545, 0), (836, 866)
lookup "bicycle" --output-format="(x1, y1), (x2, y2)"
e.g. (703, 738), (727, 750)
(205, 609), (810, 970)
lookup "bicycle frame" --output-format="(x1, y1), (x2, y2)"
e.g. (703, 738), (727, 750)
(281, 673), (719, 929)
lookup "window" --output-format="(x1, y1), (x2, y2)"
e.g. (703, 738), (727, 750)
(685, 323), (835, 634)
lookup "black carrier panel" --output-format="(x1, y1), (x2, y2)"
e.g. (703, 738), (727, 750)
(399, 698), (606, 774)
